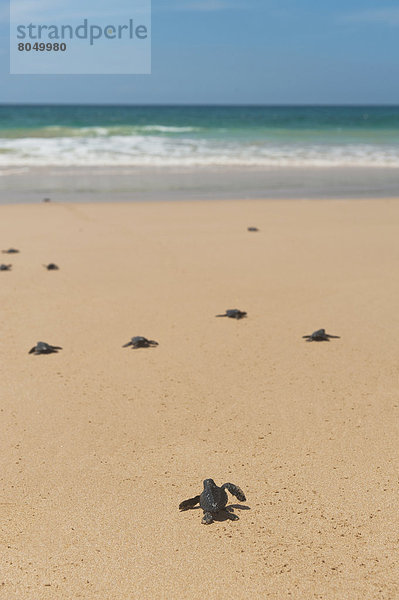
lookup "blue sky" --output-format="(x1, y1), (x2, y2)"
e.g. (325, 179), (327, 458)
(0, 0), (398, 104)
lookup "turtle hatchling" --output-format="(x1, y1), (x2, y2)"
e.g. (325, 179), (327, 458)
(122, 336), (159, 349)
(43, 263), (59, 270)
(0, 264), (12, 271)
(303, 328), (340, 342)
(216, 309), (247, 319)
(179, 478), (247, 525)
(2, 248), (19, 254)
(29, 341), (63, 355)
(247, 227), (259, 232)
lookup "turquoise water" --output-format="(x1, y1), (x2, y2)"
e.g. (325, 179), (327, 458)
(1, 105), (399, 167)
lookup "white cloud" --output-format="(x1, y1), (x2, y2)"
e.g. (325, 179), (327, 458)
(342, 8), (399, 26)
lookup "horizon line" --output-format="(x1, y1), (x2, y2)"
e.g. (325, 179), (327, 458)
(1, 102), (399, 108)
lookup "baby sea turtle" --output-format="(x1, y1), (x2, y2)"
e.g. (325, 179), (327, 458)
(29, 341), (62, 355)
(216, 309), (247, 319)
(247, 227), (259, 232)
(2, 248), (19, 254)
(43, 263), (59, 270)
(43, 197), (51, 203)
(0, 264), (12, 271)
(122, 336), (159, 349)
(179, 478), (246, 525)
(303, 328), (340, 342)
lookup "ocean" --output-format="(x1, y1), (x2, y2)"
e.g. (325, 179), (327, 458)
(1, 104), (399, 169)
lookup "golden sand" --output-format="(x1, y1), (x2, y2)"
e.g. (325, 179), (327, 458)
(1, 198), (398, 599)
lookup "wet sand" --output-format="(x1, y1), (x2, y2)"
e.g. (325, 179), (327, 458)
(1, 198), (399, 599)
(2, 165), (399, 204)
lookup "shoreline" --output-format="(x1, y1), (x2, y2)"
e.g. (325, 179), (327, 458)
(1, 165), (399, 204)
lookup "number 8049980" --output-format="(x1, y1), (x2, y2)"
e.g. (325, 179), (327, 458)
(18, 43), (67, 51)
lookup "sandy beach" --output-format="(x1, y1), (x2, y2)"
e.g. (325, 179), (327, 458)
(1, 197), (399, 599)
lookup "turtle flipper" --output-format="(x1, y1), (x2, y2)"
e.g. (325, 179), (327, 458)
(302, 335), (311, 339)
(326, 334), (340, 339)
(179, 495), (200, 511)
(215, 314), (227, 318)
(122, 342), (132, 348)
(224, 509), (239, 521)
(222, 483), (246, 502)
(28, 347), (36, 354)
(201, 511), (214, 524)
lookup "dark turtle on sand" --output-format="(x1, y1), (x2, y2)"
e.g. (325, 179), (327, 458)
(247, 227), (259, 232)
(303, 328), (340, 342)
(29, 341), (62, 355)
(43, 263), (59, 270)
(43, 198), (51, 203)
(2, 248), (19, 254)
(122, 336), (159, 349)
(0, 264), (12, 271)
(179, 478), (247, 525)
(216, 309), (247, 320)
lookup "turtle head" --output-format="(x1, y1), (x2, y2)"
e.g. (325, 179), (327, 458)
(203, 478), (216, 489)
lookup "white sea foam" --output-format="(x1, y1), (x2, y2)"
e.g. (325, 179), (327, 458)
(1, 134), (399, 168)
(141, 125), (200, 133)
(29, 125), (201, 137)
